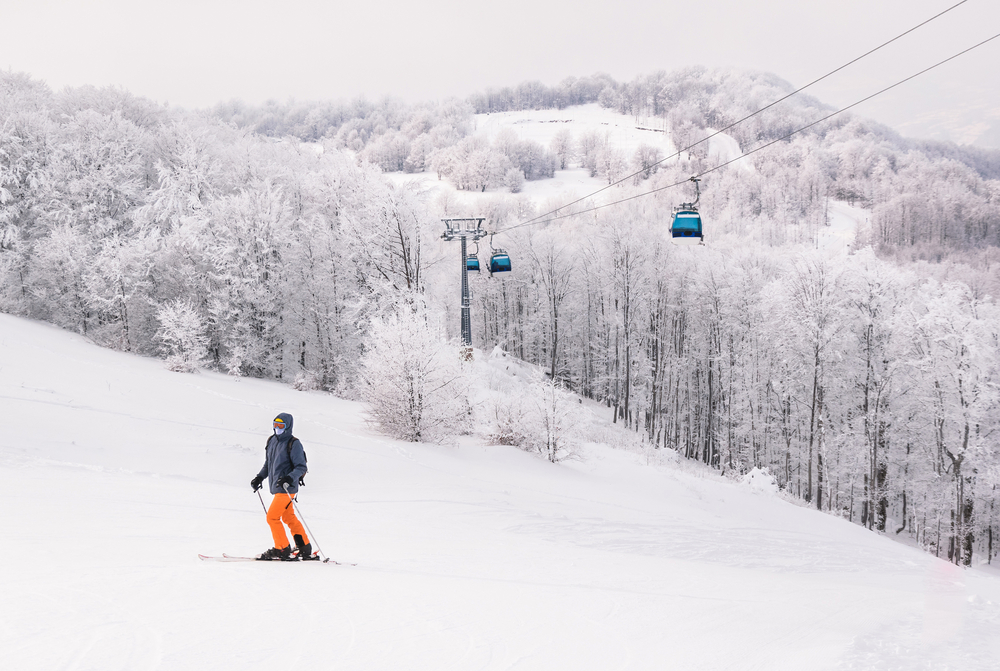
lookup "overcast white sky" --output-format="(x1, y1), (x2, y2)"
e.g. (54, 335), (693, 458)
(3, 0), (999, 145)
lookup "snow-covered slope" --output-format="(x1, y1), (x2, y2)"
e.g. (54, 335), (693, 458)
(382, 105), (634, 212)
(3, 313), (999, 670)
(474, 104), (676, 157)
(820, 199), (869, 252)
(384, 103), (868, 249)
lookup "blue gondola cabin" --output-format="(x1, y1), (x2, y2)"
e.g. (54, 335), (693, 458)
(670, 210), (703, 245)
(490, 252), (512, 274)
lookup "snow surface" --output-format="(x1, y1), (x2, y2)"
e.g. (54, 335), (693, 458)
(474, 104), (677, 159)
(3, 312), (1000, 670)
(820, 199), (869, 252)
(706, 130), (753, 174)
(385, 165), (613, 216)
(385, 104), (701, 211)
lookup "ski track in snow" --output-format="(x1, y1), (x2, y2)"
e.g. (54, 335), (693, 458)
(3, 312), (1000, 670)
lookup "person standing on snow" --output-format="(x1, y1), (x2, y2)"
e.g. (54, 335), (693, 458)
(250, 413), (313, 561)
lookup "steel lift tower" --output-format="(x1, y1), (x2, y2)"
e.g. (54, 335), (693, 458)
(440, 218), (487, 348)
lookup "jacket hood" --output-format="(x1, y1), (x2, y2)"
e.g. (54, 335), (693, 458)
(273, 412), (294, 438)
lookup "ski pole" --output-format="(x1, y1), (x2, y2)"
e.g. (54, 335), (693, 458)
(256, 489), (268, 514)
(283, 483), (327, 562)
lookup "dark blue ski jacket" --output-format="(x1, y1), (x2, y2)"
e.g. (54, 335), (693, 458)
(256, 412), (307, 495)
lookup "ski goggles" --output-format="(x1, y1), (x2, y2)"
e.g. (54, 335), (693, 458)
(273, 419), (287, 430)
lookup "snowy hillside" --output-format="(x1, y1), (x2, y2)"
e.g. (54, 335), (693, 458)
(383, 102), (858, 251)
(384, 103), (760, 212)
(384, 104), (651, 210)
(819, 199), (868, 252)
(474, 104), (678, 159)
(4, 313), (1000, 670)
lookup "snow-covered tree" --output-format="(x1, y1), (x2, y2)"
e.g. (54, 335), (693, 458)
(631, 144), (663, 181)
(550, 129), (574, 170)
(359, 304), (471, 443)
(156, 299), (209, 373)
(526, 375), (584, 463)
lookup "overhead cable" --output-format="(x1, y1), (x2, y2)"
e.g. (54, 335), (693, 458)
(496, 29), (1000, 232)
(505, 0), (973, 232)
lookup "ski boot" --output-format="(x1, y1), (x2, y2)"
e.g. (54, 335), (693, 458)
(294, 534), (317, 561)
(256, 546), (292, 561)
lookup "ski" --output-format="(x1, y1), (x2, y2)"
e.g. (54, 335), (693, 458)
(225, 552), (356, 565)
(197, 553), (356, 565)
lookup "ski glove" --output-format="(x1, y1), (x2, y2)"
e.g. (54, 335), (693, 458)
(250, 475), (263, 492)
(277, 475), (294, 489)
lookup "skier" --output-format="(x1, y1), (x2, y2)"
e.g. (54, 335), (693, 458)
(250, 413), (313, 561)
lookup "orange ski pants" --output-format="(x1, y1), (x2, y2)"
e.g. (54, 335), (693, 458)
(266, 493), (308, 549)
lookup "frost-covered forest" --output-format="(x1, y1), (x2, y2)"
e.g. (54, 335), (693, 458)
(3, 67), (1000, 567)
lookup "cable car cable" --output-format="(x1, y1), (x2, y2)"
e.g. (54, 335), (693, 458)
(496, 29), (1000, 232)
(506, 0), (973, 231)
